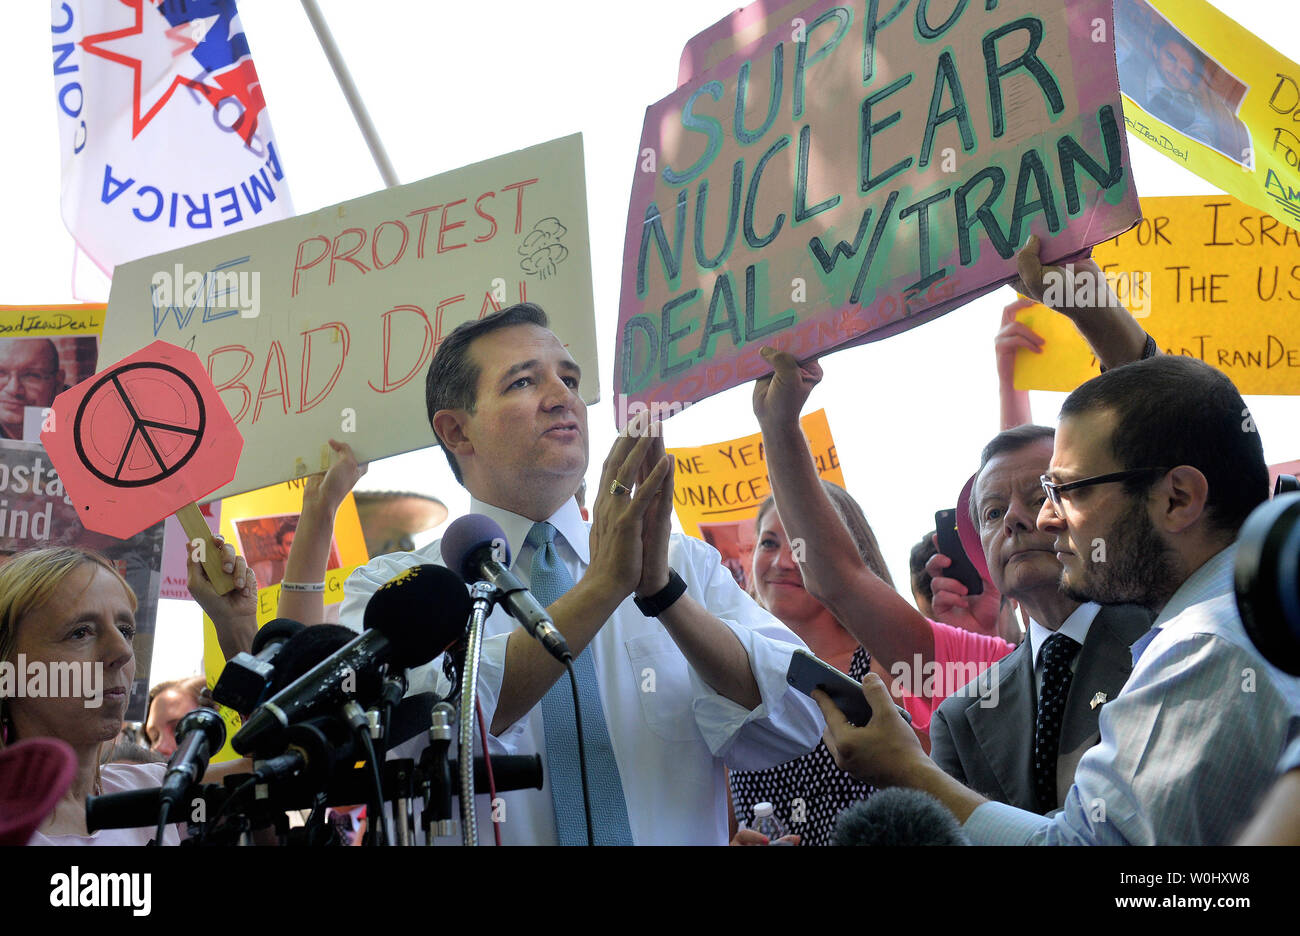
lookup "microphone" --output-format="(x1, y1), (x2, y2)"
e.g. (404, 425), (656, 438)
(212, 617), (305, 713)
(159, 709), (226, 814)
(831, 788), (970, 846)
(232, 566), (472, 757)
(441, 514), (572, 662)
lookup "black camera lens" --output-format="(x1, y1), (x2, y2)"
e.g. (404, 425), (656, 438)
(1235, 492), (1300, 675)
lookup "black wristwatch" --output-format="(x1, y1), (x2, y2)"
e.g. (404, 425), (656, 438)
(634, 569), (688, 617)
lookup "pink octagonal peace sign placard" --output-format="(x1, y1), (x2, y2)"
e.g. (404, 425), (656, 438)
(42, 339), (243, 541)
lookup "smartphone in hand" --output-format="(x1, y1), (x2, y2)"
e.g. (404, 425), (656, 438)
(934, 508), (984, 596)
(786, 650), (913, 727)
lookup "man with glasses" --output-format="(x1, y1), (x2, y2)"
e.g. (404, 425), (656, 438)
(929, 425), (1151, 814)
(819, 355), (1300, 844)
(0, 338), (64, 441)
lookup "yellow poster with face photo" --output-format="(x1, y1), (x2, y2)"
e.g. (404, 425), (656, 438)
(0, 304), (104, 442)
(666, 409), (844, 593)
(217, 478), (368, 591)
(1115, 0), (1300, 230)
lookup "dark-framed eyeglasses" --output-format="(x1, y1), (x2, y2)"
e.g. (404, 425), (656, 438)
(1040, 467), (1171, 511)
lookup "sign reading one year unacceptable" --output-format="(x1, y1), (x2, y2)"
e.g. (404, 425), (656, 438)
(616, 0), (1140, 424)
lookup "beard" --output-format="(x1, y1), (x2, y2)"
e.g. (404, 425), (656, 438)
(1061, 498), (1180, 612)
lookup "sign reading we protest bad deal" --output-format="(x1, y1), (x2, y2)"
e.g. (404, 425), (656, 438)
(616, 0), (1140, 424)
(100, 134), (598, 500)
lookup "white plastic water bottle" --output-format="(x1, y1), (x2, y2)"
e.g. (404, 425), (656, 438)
(750, 802), (788, 840)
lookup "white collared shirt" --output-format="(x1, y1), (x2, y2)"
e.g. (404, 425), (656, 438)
(1027, 601), (1101, 704)
(338, 496), (824, 845)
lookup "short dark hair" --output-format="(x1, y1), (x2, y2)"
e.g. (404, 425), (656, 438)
(970, 424), (1056, 524)
(1059, 356), (1268, 537)
(1153, 26), (1203, 80)
(424, 303), (550, 484)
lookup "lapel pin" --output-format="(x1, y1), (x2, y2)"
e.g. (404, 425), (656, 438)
(1090, 691), (1107, 710)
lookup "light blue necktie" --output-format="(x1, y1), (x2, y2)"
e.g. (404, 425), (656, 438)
(526, 522), (634, 846)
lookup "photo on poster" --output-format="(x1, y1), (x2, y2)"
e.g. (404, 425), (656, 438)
(0, 335), (98, 442)
(1115, 0), (1252, 165)
(232, 513), (342, 589)
(699, 518), (757, 593)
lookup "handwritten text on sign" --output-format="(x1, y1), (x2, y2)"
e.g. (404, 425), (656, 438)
(1015, 195), (1300, 395)
(616, 0), (1139, 424)
(666, 408), (843, 536)
(101, 135), (598, 500)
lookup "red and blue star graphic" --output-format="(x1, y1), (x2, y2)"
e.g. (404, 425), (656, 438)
(80, 0), (267, 144)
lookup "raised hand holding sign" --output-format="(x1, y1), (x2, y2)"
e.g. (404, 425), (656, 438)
(41, 340), (244, 593)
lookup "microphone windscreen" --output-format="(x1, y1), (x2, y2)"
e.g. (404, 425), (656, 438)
(362, 564), (473, 668)
(440, 514), (510, 581)
(832, 788), (970, 846)
(176, 708), (226, 752)
(251, 617), (305, 655)
(266, 625), (361, 695)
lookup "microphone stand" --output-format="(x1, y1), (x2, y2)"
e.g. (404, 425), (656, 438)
(459, 581), (495, 846)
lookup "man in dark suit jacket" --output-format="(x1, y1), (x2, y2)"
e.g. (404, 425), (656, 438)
(929, 425), (1152, 813)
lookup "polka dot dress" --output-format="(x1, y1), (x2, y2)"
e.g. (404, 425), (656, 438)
(730, 647), (875, 846)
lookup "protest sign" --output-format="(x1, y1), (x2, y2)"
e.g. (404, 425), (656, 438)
(202, 563), (357, 763)
(0, 438), (164, 720)
(0, 304), (103, 443)
(617, 0), (1139, 425)
(41, 339), (243, 592)
(218, 475), (368, 589)
(1014, 195), (1300, 395)
(666, 409), (842, 590)
(101, 134), (599, 500)
(1113, 0), (1300, 232)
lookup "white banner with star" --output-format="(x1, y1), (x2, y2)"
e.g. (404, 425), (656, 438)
(51, 0), (294, 275)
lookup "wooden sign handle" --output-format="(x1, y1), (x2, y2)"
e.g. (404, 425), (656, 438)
(174, 502), (236, 595)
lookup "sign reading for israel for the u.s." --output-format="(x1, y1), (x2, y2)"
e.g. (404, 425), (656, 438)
(100, 134), (598, 500)
(615, 0), (1140, 423)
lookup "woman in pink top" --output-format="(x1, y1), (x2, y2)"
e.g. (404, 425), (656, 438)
(753, 347), (1015, 736)
(0, 546), (256, 845)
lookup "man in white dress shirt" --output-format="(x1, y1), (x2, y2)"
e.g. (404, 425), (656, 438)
(339, 303), (823, 845)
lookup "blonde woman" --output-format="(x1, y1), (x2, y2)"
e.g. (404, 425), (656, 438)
(1, 546), (253, 844)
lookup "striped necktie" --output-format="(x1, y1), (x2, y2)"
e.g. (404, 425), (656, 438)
(526, 521), (633, 845)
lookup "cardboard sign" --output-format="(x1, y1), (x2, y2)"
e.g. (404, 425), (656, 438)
(100, 134), (599, 500)
(616, 0), (1139, 424)
(666, 409), (842, 591)
(41, 339), (244, 539)
(0, 304), (103, 443)
(1114, 0), (1300, 231)
(0, 438), (165, 721)
(1014, 194), (1300, 395)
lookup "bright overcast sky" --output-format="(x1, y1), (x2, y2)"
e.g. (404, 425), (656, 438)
(7, 0), (1299, 686)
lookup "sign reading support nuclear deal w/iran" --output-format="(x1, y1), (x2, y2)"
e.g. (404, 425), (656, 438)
(616, 0), (1140, 424)
(100, 134), (598, 500)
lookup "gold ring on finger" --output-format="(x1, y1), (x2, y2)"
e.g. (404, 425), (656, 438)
(610, 480), (632, 496)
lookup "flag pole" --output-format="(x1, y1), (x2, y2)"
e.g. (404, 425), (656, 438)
(300, 0), (400, 188)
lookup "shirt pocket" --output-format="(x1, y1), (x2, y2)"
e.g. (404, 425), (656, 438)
(624, 632), (700, 742)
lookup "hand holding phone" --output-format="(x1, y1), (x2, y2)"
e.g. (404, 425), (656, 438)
(934, 508), (984, 596)
(786, 650), (913, 727)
